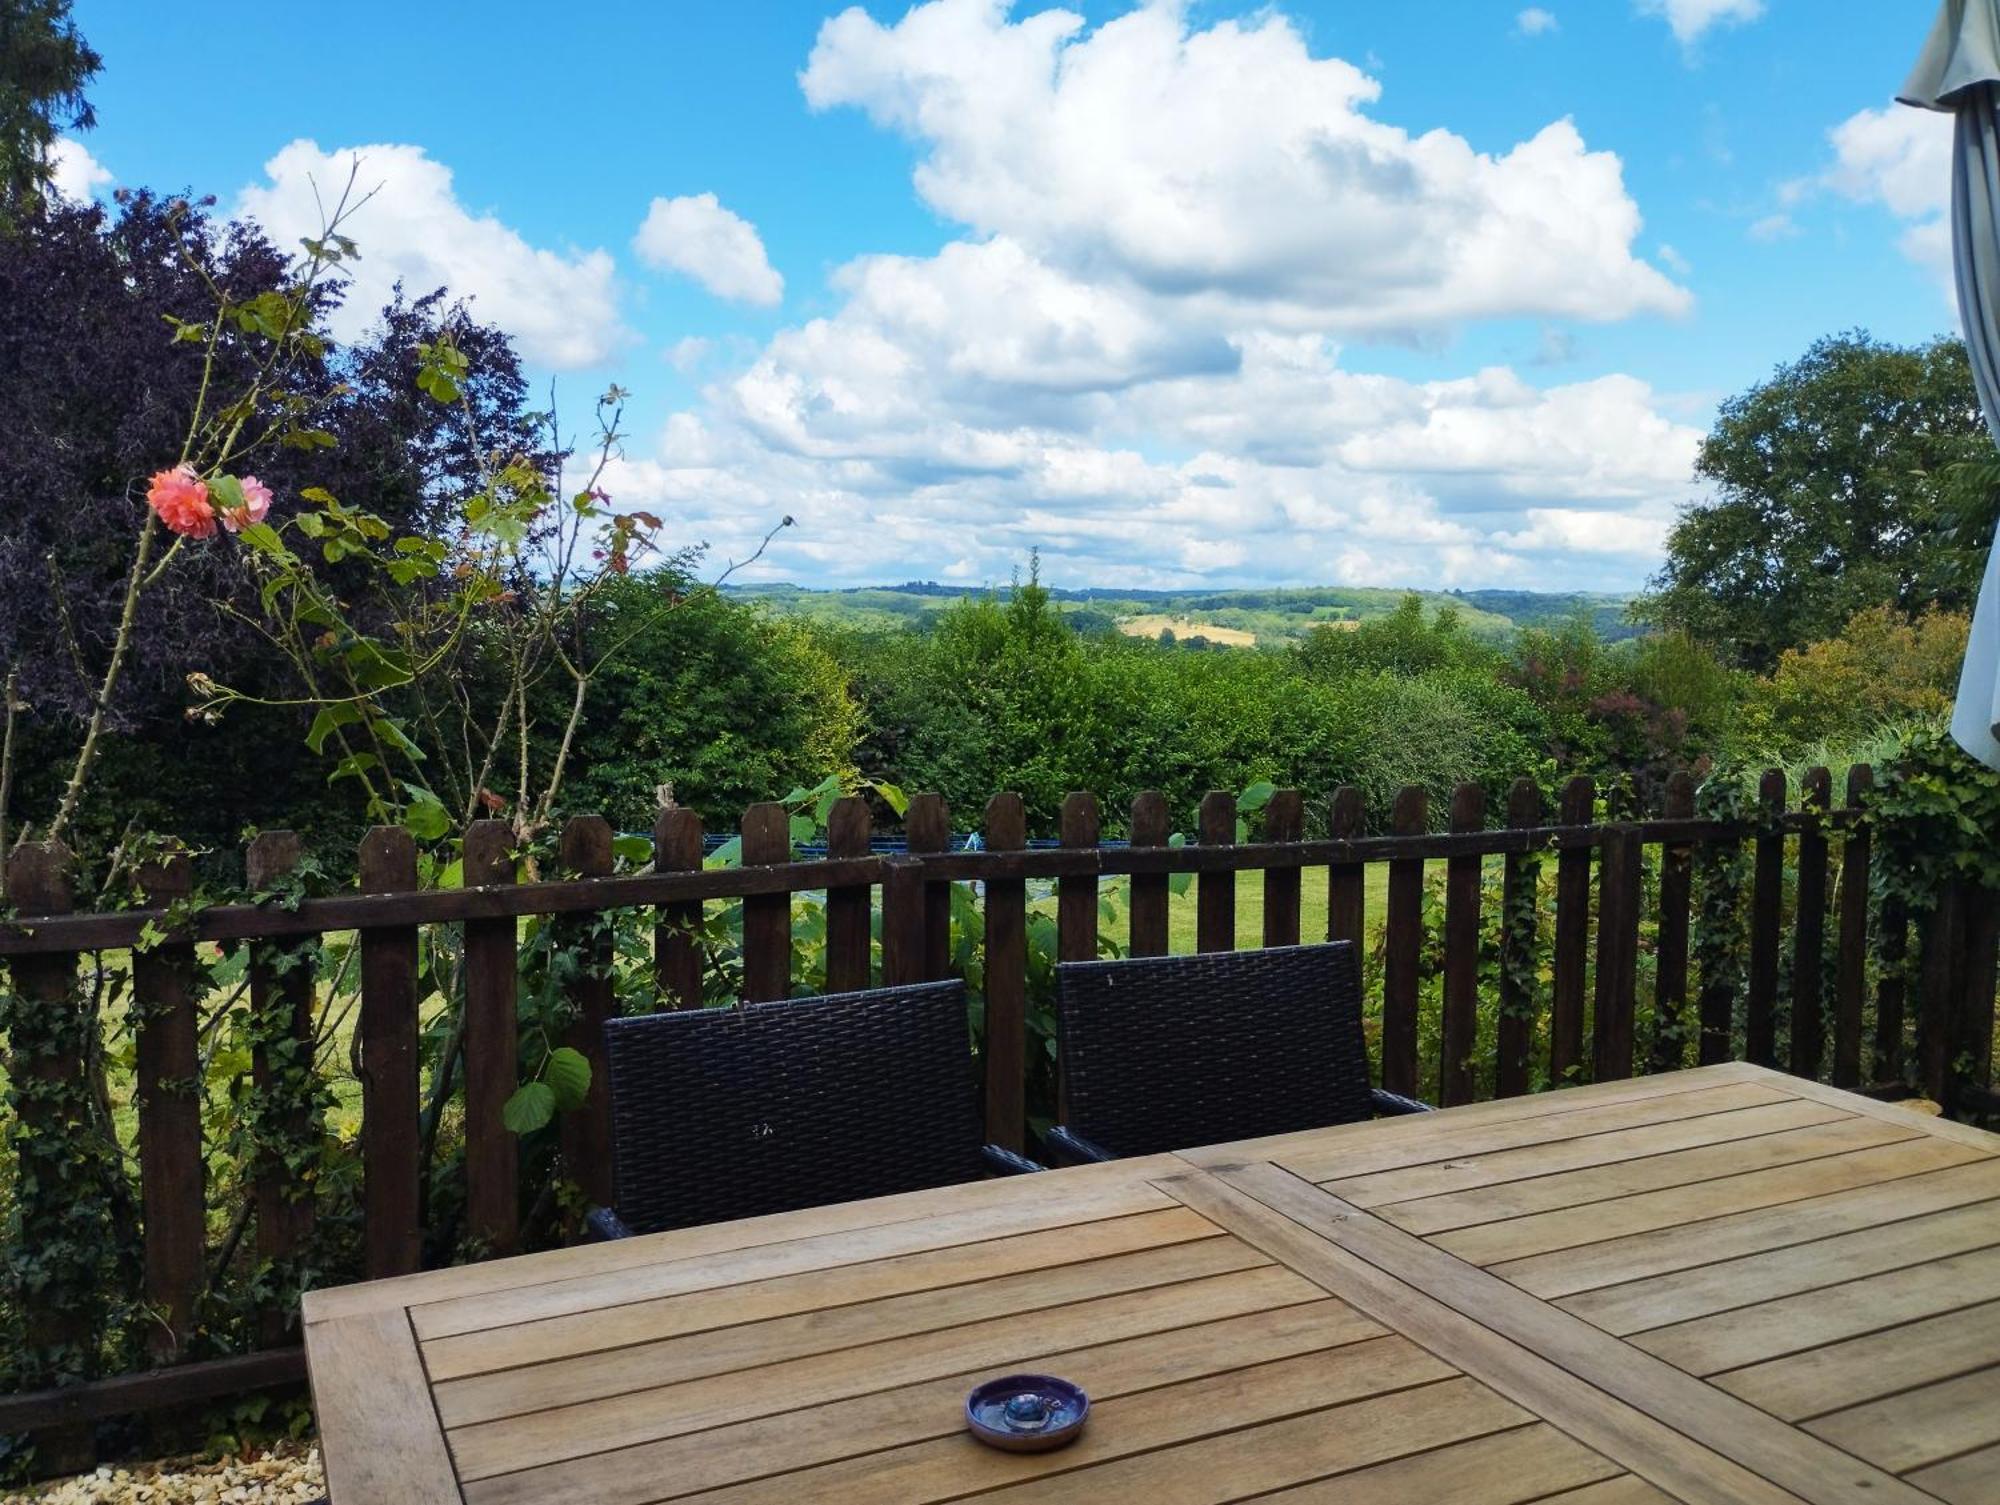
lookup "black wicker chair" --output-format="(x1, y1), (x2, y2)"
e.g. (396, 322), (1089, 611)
(1045, 941), (1432, 1163)
(585, 979), (1041, 1238)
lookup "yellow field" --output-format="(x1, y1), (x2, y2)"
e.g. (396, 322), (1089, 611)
(1116, 614), (1258, 647)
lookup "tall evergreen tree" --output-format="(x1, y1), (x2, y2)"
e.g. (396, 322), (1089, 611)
(0, 0), (100, 220)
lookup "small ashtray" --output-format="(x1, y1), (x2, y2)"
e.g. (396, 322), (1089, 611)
(965, 1374), (1089, 1452)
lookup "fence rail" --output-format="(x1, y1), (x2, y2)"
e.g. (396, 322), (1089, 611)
(2, 767), (1996, 1459)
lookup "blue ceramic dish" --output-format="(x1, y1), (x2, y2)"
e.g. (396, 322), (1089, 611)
(964, 1374), (1090, 1452)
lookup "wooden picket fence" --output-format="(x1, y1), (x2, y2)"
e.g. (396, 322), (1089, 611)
(0, 764), (1995, 1452)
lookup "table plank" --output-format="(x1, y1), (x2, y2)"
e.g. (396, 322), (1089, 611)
(304, 1307), (460, 1505)
(1247, 1423), (1631, 1505)
(1160, 1168), (1811, 1505)
(1323, 1096), (1847, 1207)
(446, 1263), (1325, 1481)
(1494, 1157), (2000, 1299)
(1909, 1442), (2000, 1504)
(1381, 1116), (1913, 1236)
(1435, 1136), (1989, 1267)
(1189, 1161), (1931, 1505)
(435, 1235), (1267, 1428)
(1805, 1365), (2000, 1474)
(1633, 1245), (2000, 1376)
(461, 1300), (1378, 1505)
(1716, 1298), (2000, 1422)
(1556, 1196), (2000, 1334)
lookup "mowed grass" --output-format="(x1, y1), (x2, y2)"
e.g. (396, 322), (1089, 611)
(1084, 865), (1401, 955)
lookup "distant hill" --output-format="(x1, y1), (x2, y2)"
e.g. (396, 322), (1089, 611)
(730, 582), (1641, 645)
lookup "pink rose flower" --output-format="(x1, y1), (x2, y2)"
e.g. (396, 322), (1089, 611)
(221, 475), (274, 534)
(146, 464), (215, 539)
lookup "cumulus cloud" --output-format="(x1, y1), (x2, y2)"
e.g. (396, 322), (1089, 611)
(801, 0), (1687, 336)
(634, 192), (784, 305)
(1517, 9), (1559, 37)
(238, 141), (624, 369)
(45, 137), (111, 202)
(1785, 106), (1952, 288)
(1747, 213), (1799, 243)
(609, 0), (1705, 592)
(1635, 0), (1764, 47)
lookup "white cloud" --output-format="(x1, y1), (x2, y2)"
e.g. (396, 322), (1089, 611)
(1747, 213), (1799, 243)
(1636, 0), (1764, 47)
(45, 137), (111, 202)
(1658, 243), (1692, 276)
(634, 192), (784, 306)
(1791, 106), (1953, 288)
(238, 140), (624, 370)
(602, 0), (1706, 593)
(1517, 9), (1559, 37)
(802, 0), (1687, 336)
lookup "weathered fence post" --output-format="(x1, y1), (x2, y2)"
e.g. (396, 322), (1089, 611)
(1790, 767), (1831, 1078)
(652, 807), (704, 1009)
(1496, 778), (1543, 1098)
(1197, 791), (1236, 953)
(1128, 791), (1170, 958)
(134, 850), (203, 1358)
(824, 796), (873, 993)
(357, 827), (421, 1279)
(1057, 793), (1100, 966)
(907, 793), (952, 982)
(740, 803), (791, 1003)
(1327, 785), (1366, 958)
(1262, 789), (1303, 948)
(1832, 765), (1873, 1088)
(557, 816), (616, 1213)
(1382, 785), (1427, 1098)
(1746, 769), (1786, 1068)
(461, 820), (518, 1257)
(983, 793), (1028, 1151)
(1919, 883), (1964, 1105)
(1440, 783), (1486, 1107)
(880, 855), (927, 986)
(1550, 776), (1594, 1083)
(6, 841), (94, 1473)
(1649, 773), (1695, 1076)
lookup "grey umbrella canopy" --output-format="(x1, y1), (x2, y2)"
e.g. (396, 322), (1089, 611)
(1905, 0), (2000, 767)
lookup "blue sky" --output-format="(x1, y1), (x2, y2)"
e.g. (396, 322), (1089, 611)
(60, 0), (1951, 593)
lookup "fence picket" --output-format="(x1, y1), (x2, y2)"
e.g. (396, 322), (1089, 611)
(1550, 775), (1594, 1083)
(357, 828), (421, 1280)
(1833, 765), (1873, 1089)
(1651, 772), (1695, 1075)
(907, 793), (952, 982)
(1952, 886), (1999, 1118)
(1592, 824), (1641, 1081)
(1382, 785), (1427, 1098)
(880, 856), (926, 987)
(1058, 793), (1100, 966)
(245, 832), (319, 1341)
(1496, 779), (1542, 1099)
(652, 808), (704, 1009)
(461, 820), (518, 1258)
(1262, 789), (1303, 948)
(134, 852), (203, 1357)
(740, 803), (791, 1002)
(1790, 767), (1831, 1078)
(1875, 894), (1908, 1087)
(1327, 786), (1366, 960)
(824, 796), (873, 993)
(1441, 783), (1485, 1107)
(983, 793), (1028, 1151)
(1918, 882), (1963, 1104)
(1747, 769), (1786, 1068)
(557, 817), (616, 1212)
(1129, 791), (1169, 957)
(1197, 791), (1236, 953)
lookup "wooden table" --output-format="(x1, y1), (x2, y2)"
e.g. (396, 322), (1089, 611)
(303, 1064), (2000, 1504)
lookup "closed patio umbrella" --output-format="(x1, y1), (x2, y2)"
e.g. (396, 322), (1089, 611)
(1905, 0), (2000, 766)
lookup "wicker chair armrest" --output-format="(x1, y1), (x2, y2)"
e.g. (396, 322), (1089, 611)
(1370, 1087), (1435, 1117)
(981, 1143), (1045, 1176)
(584, 1205), (636, 1241)
(1044, 1125), (1118, 1164)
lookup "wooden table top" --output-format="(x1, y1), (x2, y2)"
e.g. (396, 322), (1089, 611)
(303, 1063), (2000, 1504)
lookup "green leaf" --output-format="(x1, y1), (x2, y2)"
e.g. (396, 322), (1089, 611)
(708, 836), (743, 868)
(236, 521), (286, 556)
(501, 1082), (556, 1135)
(545, 1047), (592, 1112)
(612, 834), (652, 864)
(403, 795), (451, 842)
(1239, 781), (1276, 814)
(327, 752), (380, 785)
(874, 781), (909, 817)
(305, 703), (362, 753)
(209, 474), (247, 513)
(788, 813), (816, 847)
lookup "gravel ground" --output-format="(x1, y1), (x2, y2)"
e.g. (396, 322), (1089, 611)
(0, 1446), (322, 1504)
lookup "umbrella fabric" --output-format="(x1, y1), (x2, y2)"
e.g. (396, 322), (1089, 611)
(1905, 0), (2000, 767)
